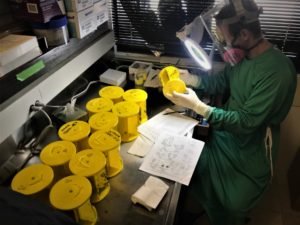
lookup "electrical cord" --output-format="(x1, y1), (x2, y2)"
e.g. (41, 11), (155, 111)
(35, 100), (66, 110)
(116, 65), (129, 71)
(17, 105), (53, 150)
(70, 80), (101, 106)
(27, 106), (54, 152)
(17, 110), (34, 150)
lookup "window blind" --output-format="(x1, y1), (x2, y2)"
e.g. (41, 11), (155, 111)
(111, 0), (300, 64)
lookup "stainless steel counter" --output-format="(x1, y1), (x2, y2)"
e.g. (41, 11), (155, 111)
(95, 141), (181, 225)
(53, 79), (183, 225)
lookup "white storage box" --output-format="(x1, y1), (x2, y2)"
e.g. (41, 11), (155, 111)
(0, 34), (39, 66)
(99, 69), (126, 86)
(93, 0), (106, 4)
(129, 61), (153, 81)
(94, 0), (108, 27)
(67, 6), (96, 39)
(0, 46), (42, 78)
(64, 0), (93, 12)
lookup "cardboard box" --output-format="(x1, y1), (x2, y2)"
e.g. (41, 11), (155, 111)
(0, 34), (39, 66)
(64, 0), (93, 12)
(93, 0), (107, 5)
(0, 47), (42, 78)
(9, 0), (62, 23)
(93, 0), (108, 27)
(67, 6), (96, 39)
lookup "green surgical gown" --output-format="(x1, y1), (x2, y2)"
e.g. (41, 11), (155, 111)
(190, 47), (297, 225)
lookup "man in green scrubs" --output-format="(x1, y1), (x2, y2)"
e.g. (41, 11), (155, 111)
(165, 0), (297, 224)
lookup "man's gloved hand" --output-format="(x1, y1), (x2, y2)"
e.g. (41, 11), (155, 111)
(179, 69), (201, 88)
(164, 88), (212, 118)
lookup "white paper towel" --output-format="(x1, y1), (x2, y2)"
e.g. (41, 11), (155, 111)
(131, 176), (169, 211)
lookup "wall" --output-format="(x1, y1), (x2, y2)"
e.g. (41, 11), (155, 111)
(276, 74), (300, 212)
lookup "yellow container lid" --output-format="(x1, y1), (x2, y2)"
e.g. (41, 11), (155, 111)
(11, 164), (54, 195)
(88, 129), (121, 152)
(58, 121), (90, 142)
(49, 175), (92, 210)
(123, 89), (148, 102)
(86, 97), (113, 114)
(69, 149), (106, 177)
(88, 111), (118, 131)
(40, 141), (76, 166)
(159, 66), (180, 86)
(99, 86), (124, 100)
(163, 79), (187, 95)
(112, 101), (139, 118)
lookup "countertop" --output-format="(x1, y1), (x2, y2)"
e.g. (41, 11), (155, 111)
(95, 141), (181, 225)
(74, 82), (182, 225)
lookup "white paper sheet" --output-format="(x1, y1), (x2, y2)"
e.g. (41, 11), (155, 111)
(139, 132), (205, 186)
(127, 135), (154, 157)
(138, 108), (199, 141)
(131, 176), (169, 211)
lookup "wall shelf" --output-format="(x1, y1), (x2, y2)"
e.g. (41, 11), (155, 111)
(0, 28), (115, 143)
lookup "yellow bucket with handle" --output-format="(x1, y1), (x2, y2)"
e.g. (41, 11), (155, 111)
(112, 101), (140, 142)
(159, 66), (187, 95)
(122, 89), (148, 124)
(69, 149), (110, 203)
(58, 120), (91, 151)
(49, 175), (97, 225)
(99, 86), (124, 104)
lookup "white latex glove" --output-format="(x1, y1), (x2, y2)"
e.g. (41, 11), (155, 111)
(165, 88), (212, 118)
(179, 69), (201, 88)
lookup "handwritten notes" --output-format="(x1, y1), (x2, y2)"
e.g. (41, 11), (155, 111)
(138, 108), (199, 141)
(139, 132), (204, 185)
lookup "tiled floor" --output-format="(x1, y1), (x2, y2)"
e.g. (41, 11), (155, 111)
(192, 175), (300, 225)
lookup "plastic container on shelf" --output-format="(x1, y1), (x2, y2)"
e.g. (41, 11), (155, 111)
(31, 15), (69, 47)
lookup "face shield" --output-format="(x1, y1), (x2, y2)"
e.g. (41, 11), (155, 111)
(199, 0), (262, 66)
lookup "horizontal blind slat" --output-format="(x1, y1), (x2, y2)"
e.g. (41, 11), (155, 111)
(112, 0), (300, 58)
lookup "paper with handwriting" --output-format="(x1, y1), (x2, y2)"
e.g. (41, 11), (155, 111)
(138, 108), (198, 142)
(139, 132), (204, 185)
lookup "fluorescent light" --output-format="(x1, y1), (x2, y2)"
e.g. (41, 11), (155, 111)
(184, 39), (212, 70)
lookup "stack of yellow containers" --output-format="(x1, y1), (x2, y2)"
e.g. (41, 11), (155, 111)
(10, 83), (152, 225)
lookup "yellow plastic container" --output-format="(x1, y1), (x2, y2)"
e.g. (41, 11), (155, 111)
(58, 120), (91, 151)
(11, 164), (54, 202)
(112, 101), (140, 142)
(88, 129), (123, 177)
(40, 141), (76, 182)
(159, 66), (187, 95)
(99, 86), (124, 104)
(85, 97), (114, 116)
(69, 149), (110, 203)
(88, 111), (118, 133)
(49, 175), (97, 225)
(122, 89), (148, 123)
